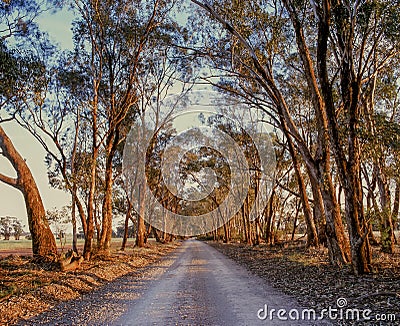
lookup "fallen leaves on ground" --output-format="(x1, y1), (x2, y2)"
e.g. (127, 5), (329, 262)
(210, 241), (400, 325)
(0, 241), (181, 325)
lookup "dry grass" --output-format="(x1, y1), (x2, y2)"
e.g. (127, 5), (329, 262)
(0, 240), (181, 325)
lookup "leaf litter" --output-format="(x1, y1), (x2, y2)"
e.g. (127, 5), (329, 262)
(0, 241), (181, 325)
(210, 241), (400, 326)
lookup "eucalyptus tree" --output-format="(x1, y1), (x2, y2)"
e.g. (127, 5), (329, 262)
(127, 42), (195, 247)
(0, 0), (57, 256)
(190, 0), (400, 274)
(67, 0), (192, 255)
(10, 49), (93, 254)
(361, 62), (400, 253)
(188, 0), (349, 265)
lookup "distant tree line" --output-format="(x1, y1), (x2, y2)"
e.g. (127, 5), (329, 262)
(0, 0), (399, 276)
(0, 216), (25, 240)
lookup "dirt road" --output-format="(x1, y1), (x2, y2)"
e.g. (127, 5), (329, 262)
(24, 240), (328, 325)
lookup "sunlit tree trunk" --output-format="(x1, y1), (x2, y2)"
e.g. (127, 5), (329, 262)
(223, 222), (230, 244)
(0, 126), (57, 256)
(286, 128), (318, 247)
(308, 173), (327, 245)
(317, 2), (371, 274)
(83, 88), (99, 260)
(99, 129), (119, 253)
(376, 165), (395, 253)
(241, 204), (248, 243)
(264, 190), (275, 245)
(291, 201), (300, 241)
(393, 180), (400, 243)
(121, 196), (132, 251)
(254, 218), (261, 245)
(136, 184), (146, 247)
(71, 192), (78, 253)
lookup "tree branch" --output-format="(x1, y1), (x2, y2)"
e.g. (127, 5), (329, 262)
(0, 172), (18, 188)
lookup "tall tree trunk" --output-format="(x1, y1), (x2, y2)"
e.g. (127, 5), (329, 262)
(314, 0), (371, 274)
(136, 184), (146, 247)
(71, 193), (78, 253)
(393, 179), (400, 224)
(376, 165), (395, 253)
(99, 136), (115, 253)
(75, 192), (87, 235)
(309, 173), (327, 245)
(245, 196), (253, 245)
(83, 115), (98, 260)
(100, 126), (120, 252)
(291, 200), (300, 241)
(286, 134), (319, 247)
(0, 126), (57, 256)
(121, 196), (132, 251)
(70, 112), (79, 253)
(241, 203), (248, 243)
(265, 190), (275, 245)
(393, 179), (400, 244)
(223, 222), (230, 244)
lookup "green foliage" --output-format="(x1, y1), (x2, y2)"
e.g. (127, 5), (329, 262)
(361, 113), (400, 151)
(0, 216), (25, 240)
(46, 206), (71, 225)
(382, 1), (400, 43)
(0, 43), (46, 105)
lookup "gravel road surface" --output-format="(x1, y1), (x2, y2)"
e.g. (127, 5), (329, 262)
(23, 240), (329, 325)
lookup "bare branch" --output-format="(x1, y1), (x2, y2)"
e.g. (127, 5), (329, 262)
(0, 173), (18, 188)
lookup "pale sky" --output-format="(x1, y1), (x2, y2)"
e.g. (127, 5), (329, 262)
(0, 3), (197, 230)
(0, 123), (71, 227)
(0, 5), (187, 229)
(0, 8), (74, 228)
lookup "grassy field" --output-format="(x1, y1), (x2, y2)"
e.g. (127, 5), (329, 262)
(0, 237), (137, 252)
(0, 231), (398, 253)
(0, 239), (32, 250)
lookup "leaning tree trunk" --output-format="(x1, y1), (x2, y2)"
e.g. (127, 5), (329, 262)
(0, 126), (57, 256)
(286, 130), (319, 247)
(309, 173), (327, 245)
(319, 174), (351, 266)
(342, 165), (372, 274)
